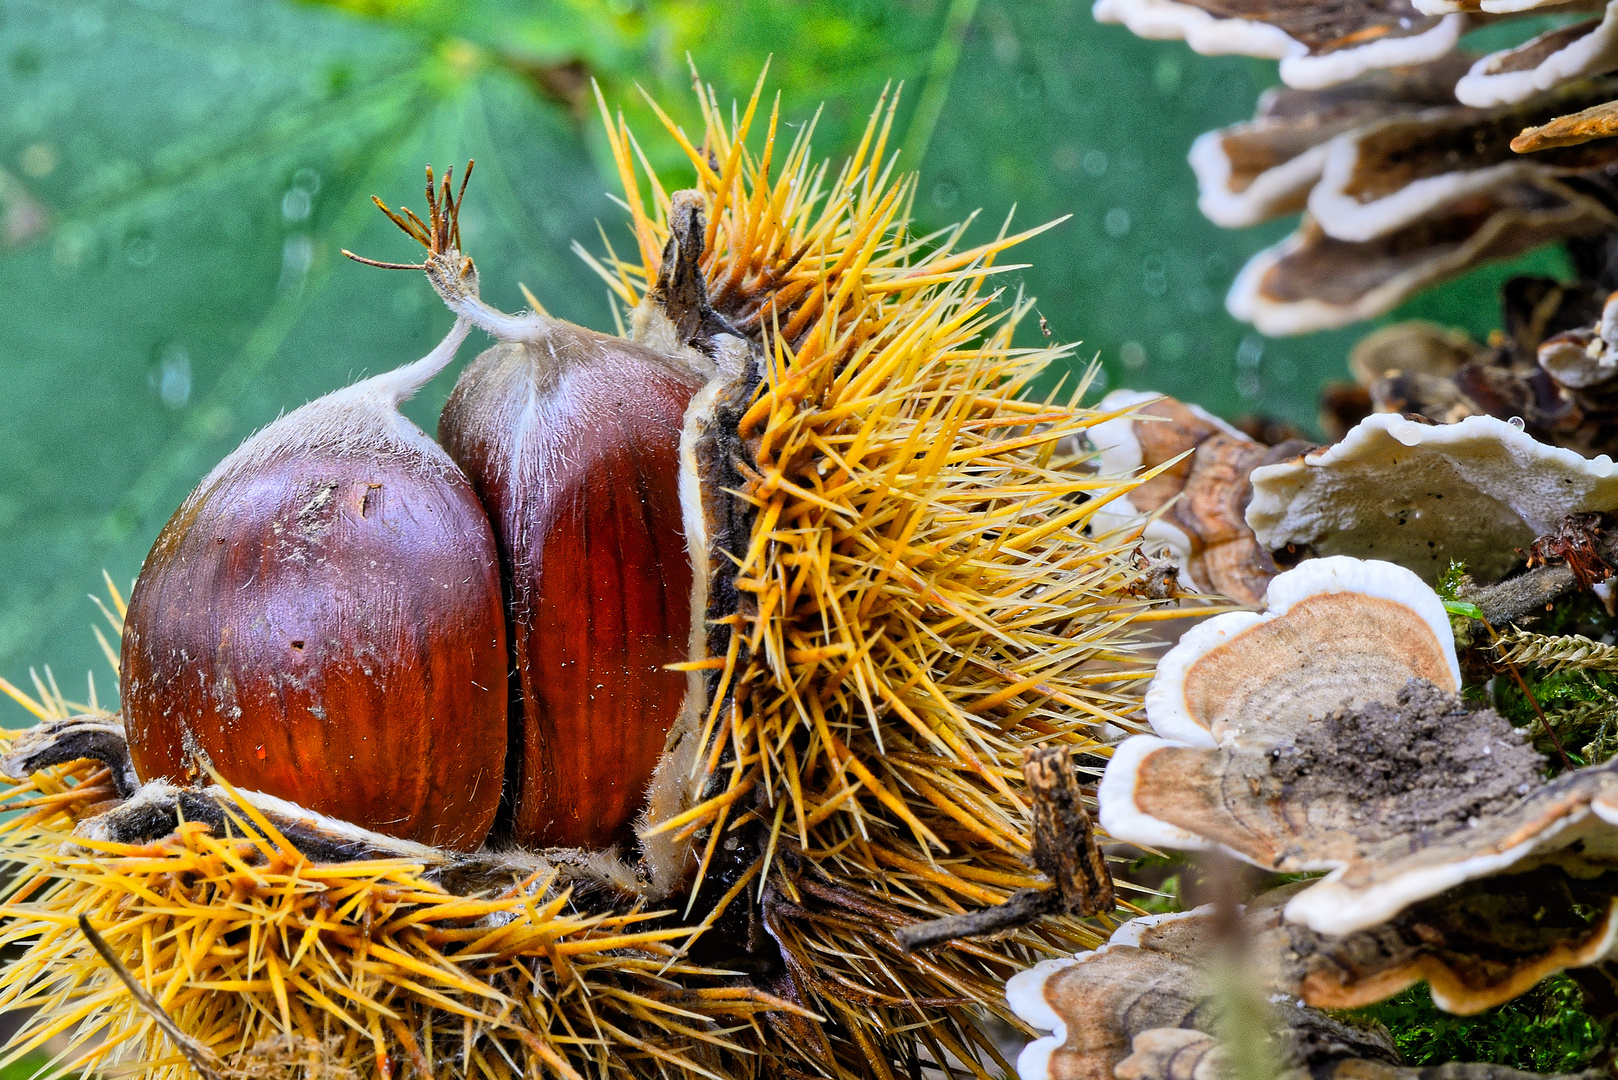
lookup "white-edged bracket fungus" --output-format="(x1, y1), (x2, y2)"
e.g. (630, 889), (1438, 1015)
(1189, 56), (1469, 229)
(1246, 413), (1618, 582)
(1416, 0), (1587, 13)
(1114, 1028), (1606, 1080)
(1138, 555), (1459, 748)
(1457, 5), (1618, 107)
(1306, 76), (1618, 244)
(1099, 556), (1618, 950)
(1540, 288), (1618, 389)
(1224, 187), (1616, 335)
(1005, 901), (1405, 1080)
(1005, 919), (1209, 1080)
(1090, 0), (1465, 90)
(1089, 390), (1309, 604)
(1347, 319), (1487, 423)
(1093, 0), (1618, 330)
(1007, 887), (1618, 1078)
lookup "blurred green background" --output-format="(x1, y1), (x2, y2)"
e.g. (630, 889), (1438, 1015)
(0, 0), (1570, 720)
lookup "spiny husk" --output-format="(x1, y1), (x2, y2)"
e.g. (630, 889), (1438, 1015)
(592, 74), (1163, 1073)
(0, 75), (1171, 1080)
(0, 682), (807, 1080)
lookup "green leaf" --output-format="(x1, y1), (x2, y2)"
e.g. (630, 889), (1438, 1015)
(0, 0), (616, 709)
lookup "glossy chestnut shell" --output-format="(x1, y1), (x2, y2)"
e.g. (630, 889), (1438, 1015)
(440, 327), (702, 849)
(121, 434), (509, 852)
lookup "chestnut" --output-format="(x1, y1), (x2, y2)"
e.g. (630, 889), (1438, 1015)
(353, 170), (718, 851)
(439, 317), (703, 849)
(120, 319), (509, 851)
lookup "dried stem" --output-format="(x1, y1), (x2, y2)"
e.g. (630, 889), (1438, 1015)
(894, 888), (1058, 951)
(896, 748), (1114, 951)
(342, 160), (475, 270)
(78, 914), (227, 1080)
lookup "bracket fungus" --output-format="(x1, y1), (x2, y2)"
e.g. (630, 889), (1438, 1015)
(1092, 0), (1618, 332)
(1089, 390), (1308, 604)
(1005, 902), (1407, 1080)
(1540, 288), (1618, 389)
(1100, 556), (1618, 950)
(1008, 887), (1618, 1080)
(1456, 7), (1618, 108)
(1189, 56), (1470, 229)
(1005, 917), (1212, 1080)
(1225, 185), (1616, 335)
(1246, 412), (1618, 581)
(1089, 0), (1465, 90)
(1515, 95), (1618, 152)
(1304, 267), (1618, 459)
(1119, 1030), (1609, 1080)
(1341, 318), (1489, 425)
(1305, 77), (1618, 244)
(1137, 556), (1459, 747)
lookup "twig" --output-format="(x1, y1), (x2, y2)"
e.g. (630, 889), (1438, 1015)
(894, 888), (1057, 951)
(1023, 745), (1114, 914)
(896, 747), (1113, 951)
(78, 914), (227, 1080)
(1458, 563), (1578, 629)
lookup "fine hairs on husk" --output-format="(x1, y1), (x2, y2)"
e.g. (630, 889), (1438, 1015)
(0, 72), (1169, 1080)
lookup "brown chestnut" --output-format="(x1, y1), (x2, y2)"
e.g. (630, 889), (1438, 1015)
(439, 323), (702, 850)
(120, 319), (509, 851)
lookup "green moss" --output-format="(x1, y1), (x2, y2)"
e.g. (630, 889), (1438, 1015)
(1344, 976), (1612, 1074)
(1437, 561), (1468, 603)
(1489, 662), (1618, 769)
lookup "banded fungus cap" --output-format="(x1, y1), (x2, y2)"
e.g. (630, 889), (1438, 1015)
(1007, 884), (1618, 1080)
(1246, 412), (1618, 582)
(1305, 75), (1618, 244)
(1099, 557), (1618, 940)
(1004, 915), (1210, 1080)
(1091, 0), (1618, 334)
(1348, 320), (1485, 387)
(1539, 288), (1618, 389)
(1455, 6), (1618, 107)
(1097, 730), (1618, 1007)
(1189, 54), (1470, 229)
(1089, 390), (1307, 604)
(1141, 555), (1459, 747)
(1089, 0), (1465, 90)
(1225, 185), (1617, 335)
(1005, 902), (1402, 1080)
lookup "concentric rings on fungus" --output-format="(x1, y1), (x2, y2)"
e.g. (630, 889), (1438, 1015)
(1455, 4), (1618, 108)
(1088, 390), (1305, 604)
(1099, 555), (1618, 947)
(1140, 555), (1458, 747)
(1089, 0), (1466, 90)
(1188, 55), (1470, 229)
(1225, 185), (1618, 336)
(1005, 882), (1618, 1077)
(1004, 900), (1406, 1080)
